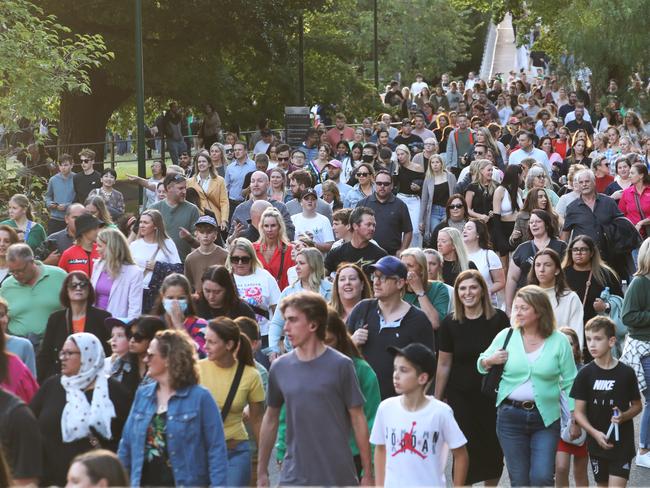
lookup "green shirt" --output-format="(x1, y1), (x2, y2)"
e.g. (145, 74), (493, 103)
(149, 199), (200, 261)
(0, 219), (47, 252)
(478, 328), (577, 426)
(0, 262), (67, 337)
(621, 275), (650, 341)
(404, 281), (450, 319)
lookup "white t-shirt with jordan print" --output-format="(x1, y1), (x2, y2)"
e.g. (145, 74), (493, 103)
(370, 395), (467, 487)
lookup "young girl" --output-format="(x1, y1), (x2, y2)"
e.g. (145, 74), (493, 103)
(555, 327), (588, 488)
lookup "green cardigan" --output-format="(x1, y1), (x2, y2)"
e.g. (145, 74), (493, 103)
(0, 219), (47, 251)
(621, 275), (650, 341)
(478, 327), (577, 427)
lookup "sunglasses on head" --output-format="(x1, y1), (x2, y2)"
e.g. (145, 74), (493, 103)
(231, 255), (251, 264)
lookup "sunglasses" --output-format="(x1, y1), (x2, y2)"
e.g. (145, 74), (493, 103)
(449, 203), (464, 209)
(68, 281), (89, 290)
(131, 332), (146, 342)
(375, 181), (392, 187)
(278, 157), (290, 162)
(231, 255), (251, 264)
(356, 172), (370, 177)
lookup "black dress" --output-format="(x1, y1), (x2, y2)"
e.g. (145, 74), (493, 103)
(438, 310), (509, 484)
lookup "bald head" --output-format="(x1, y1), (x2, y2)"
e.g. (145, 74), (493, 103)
(250, 200), (273, 227)
(250, 171), (270, 199)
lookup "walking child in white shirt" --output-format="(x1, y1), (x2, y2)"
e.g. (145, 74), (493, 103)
(291, 188), (334, 254)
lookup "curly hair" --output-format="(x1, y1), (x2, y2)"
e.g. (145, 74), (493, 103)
(154, 329), (199, 390)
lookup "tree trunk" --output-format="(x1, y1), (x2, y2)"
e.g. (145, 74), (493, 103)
(58, 70), (131, 166)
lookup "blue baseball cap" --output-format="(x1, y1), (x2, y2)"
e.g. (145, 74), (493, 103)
(368, 255), (407, 279)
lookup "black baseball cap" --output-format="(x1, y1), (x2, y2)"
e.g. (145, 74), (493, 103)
(387, 343), (436, 379)
(74, 213), (102, 238)
(301, 188), (318, 200)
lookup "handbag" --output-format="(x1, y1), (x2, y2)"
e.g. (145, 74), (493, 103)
(632, 190), (650, 238)
(481, 328), (514, 400)
(221, 360), (245, 421)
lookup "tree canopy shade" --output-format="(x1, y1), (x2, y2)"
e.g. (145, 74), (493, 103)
(0, 0), (112, 129)
(453, 0), (650, 93)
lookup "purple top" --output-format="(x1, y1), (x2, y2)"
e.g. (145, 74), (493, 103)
(95, 271), (114, 311)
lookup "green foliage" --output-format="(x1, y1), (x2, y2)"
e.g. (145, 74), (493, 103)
(0, 0), (113, 128)
(0, 157), (48, 224)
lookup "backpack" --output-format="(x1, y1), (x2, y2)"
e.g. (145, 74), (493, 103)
(599, 287), (627, 358)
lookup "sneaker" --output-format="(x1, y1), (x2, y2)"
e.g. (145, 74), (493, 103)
(637, 450), (650, 468)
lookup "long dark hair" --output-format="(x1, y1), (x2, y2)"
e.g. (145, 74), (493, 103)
(325, 307), (361, 359)
(499, 165), (522, 212)
(151, 273), (198, 317)
(527, 248), (571, 303)
(207, 318), (254, 367)
(196, 265), (241, 315)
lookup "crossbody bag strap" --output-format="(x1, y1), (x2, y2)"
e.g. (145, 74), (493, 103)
(502, 327), (514, 349)
(581, 270), (593, 307)
(633, 190), (647, 220)
(142, 246), (160, 280)
(221, 361), (246, 421)
(276, 245), (286, 283)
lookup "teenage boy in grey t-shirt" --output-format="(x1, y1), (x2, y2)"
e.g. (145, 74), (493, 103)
(257, 291), (373, 487)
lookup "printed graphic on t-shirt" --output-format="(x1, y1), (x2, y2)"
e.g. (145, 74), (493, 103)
(390, 421), (433, 459)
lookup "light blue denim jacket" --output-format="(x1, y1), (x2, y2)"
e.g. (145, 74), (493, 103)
(118, 382), (228, 487)
(266, 279), (332, 354)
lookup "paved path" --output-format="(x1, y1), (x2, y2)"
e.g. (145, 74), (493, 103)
(490, 14), (518, 79)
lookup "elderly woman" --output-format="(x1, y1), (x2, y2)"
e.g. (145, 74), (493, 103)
(37, 271), (112, 384)
(30, 333), (131, 487)
(91, 228), (144, 320)
(118, 329), (228, 487)
(524, 165), (560, 206)
(478, 285), (577, 487)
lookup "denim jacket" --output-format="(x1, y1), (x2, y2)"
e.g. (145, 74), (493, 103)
(118, 382), (228, 487)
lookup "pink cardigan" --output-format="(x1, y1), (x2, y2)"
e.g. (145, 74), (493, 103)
(91, 261), (144, 320)
(618, 185), (650, 225)
(1, 354), (38, 403)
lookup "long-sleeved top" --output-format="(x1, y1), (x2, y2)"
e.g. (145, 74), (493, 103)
(621, 274), (650, 341)
(618, 185), (650, 226)
(118, 382), (228, 487)
(477, 328), (577, 426)
(229, 199), (295, 240)
(225, 159), (256, 201)
(90, 261), (143, 320)
(45, 173), (76, 220)
(541, 287), (584, 349)
(186, 175), (230, 225)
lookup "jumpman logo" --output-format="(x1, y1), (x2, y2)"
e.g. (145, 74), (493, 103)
(392, 421), (427, 459)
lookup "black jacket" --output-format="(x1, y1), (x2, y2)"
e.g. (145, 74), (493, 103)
(36, 306), (112, 384)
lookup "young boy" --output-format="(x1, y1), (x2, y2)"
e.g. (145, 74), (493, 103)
(571, 316), (642, 487)
(291, 188), (334, 253)
(45, 154), (76, 234)
(370, 343), (468, 487)
(183, 215), (227, 293)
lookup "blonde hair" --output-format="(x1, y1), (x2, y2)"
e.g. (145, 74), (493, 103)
(635, 238), (650, 277)
(97, 228), (135, 278)
(226, 238), (263, 273)
(257, 208), (290, 248)
(425, 154), (446, 179)
(513, 285), (556, 338)
(9, 194), (34, 220)
(439, 227), (469, 271)
(400, 247), (429, 286)
(471, 159), (497, 193)
(295, 247), (325, 292)
(423, 248), (443, 281)
(139, 209), (172, 258)
(452, 270), (495, 321)
(85, 196), (114, 225)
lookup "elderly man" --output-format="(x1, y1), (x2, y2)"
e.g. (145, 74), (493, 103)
(229, 171), (294, 239)
(0, 243), (67, 346)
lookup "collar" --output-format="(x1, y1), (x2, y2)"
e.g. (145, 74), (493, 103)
(370, 192), (395, 203)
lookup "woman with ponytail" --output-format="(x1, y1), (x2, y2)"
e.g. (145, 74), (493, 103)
(198, 318), (265, 488)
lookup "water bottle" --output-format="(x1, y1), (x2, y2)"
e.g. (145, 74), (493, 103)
(621, 280), (628, 295)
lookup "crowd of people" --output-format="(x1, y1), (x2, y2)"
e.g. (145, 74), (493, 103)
(0, 68), (650, 488)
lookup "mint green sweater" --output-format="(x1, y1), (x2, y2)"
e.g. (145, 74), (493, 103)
(621, 275), (650, 341)
(478, 328), (577, 426)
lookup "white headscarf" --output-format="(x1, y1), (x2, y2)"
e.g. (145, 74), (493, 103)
(60, 333), (116, 443)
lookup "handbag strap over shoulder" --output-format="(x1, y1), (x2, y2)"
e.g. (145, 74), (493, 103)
(221, 360), (246, 421)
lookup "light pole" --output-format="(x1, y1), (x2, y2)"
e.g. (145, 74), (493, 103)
(374, 0), (379, 90)
(298, 13), (305, 106)
(135, 0), (146, 205)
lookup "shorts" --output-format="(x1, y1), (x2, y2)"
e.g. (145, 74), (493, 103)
(557, 438), (588, 457)
(589, 455), (632, 483)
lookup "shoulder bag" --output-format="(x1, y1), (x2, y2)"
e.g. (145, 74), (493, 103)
(481, 327), (514, 400)
(632, 190), (650, 238)
(221, 361), (246, 421)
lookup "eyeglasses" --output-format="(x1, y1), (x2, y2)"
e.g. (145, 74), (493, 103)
(356, 172), (370, 177)
(375, 181), (392, 187)
(571, 247), (591, 254)
(68, 281), (89, 290)
(372, 274), (398, 283)
(278, 157), (290, 161)
(449, 203), (464, 209)
(535, 174), (546, 179)
(59, 350), (80, 359)
(231, 255), (251, 264)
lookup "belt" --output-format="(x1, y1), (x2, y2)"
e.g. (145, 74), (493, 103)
(502, 398), (537, 410)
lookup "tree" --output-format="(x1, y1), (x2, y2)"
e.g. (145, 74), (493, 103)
(0, 0), (111, 130)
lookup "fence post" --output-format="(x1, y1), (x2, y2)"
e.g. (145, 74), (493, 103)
(110, 136), (116, 170)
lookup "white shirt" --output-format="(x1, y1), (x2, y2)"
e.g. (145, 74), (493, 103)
(129, 238), (181, 288)
(410, 81), (429, 97)
(291, 213), (334, 244)
(468, 248), (503, 307)
(370, 396), (467, 487)
(564, 109), (592, 124)
(253, 140), (270, 156)
(508, 147), (551, 172)
(233, 268), (281, 335)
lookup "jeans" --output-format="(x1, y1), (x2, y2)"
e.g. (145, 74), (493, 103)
(496, 403), (560, 487)
(640, 355), (650, 449)
(167, 138), (186, 165)
(429, 204), (446, 239)
(227, 440), (252, 487)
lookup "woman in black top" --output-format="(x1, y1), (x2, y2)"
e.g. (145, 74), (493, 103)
(37, 272), (112, 384)
(562, 235), (621, 358)
(395, 144), (425, 247)
(195, 265), (256, 320)
(30, 333), (130, 487)
(436, 269), (507, 484)
(436, 227), (475, 286)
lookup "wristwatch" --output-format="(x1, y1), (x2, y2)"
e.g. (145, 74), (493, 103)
(416, 290), (426, 298)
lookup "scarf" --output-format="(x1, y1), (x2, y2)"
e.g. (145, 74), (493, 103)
(60, 333), (116, 443)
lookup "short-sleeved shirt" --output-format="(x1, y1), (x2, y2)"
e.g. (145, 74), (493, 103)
(570, 361), (640, 461)
(356, 194), (413, 254)
(58, 243), (100, 276)
(466, 182), (494, 216)
(512, 239), (567, 289)
(291, 213), (334, 244)
(233, 268), (281, 336)
(324, 241), (387, 277)
(198, 360), (265, 440)
(562, 194), (623, 246)
(370, 396), (467, 487)
(267, 347), (364, 486)
(468, 248), (502, 304)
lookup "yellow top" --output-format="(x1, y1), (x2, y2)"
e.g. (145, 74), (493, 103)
(198, 359), (265, 440)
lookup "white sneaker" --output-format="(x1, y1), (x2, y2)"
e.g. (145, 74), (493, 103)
(636, 450), (650, 468)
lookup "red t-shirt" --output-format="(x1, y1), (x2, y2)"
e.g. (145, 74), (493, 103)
(254, 242), (295, 290)
(58, 243), (100, 277)
(595, 175), (615, 194)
